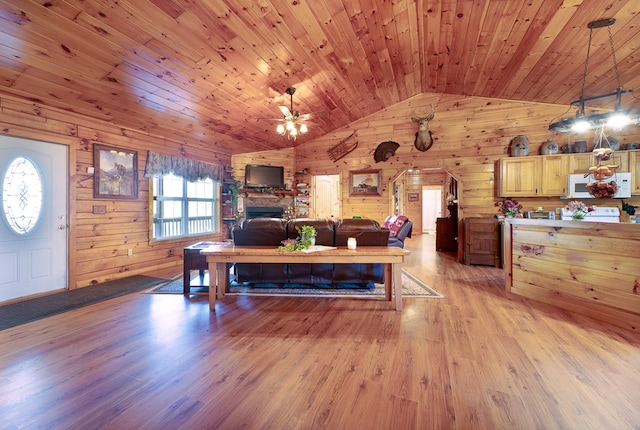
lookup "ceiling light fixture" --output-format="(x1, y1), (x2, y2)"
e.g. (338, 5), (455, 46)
(276, 87), (309, 140)
(548, 18), (639, 134)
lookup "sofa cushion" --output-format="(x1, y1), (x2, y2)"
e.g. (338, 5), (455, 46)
(232, 218), (288, 283)
(333, 218), (387, 283)
(334, 218), (389, 246)
(286, 218), (335, 283)
(233, 218), (288, 245)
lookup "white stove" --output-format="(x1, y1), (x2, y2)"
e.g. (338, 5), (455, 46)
(560, 206), (620, 222)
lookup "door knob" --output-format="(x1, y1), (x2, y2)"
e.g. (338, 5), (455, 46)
(58, 224), (66, 230)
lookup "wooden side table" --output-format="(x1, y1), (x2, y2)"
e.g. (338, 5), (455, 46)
(183, 241), (231, 294)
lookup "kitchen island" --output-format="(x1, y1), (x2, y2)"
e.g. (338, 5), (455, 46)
(503, 218), (640, 332)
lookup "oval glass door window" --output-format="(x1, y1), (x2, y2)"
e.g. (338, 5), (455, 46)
(2, 156), (44, 235)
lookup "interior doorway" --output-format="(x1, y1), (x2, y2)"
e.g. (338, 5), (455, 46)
(421, 186), (443, 234)
(312, 174), (340, 219)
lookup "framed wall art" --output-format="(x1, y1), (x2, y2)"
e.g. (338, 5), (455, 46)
(93, 144), (138, 199)
(408, 192), (419, 202)
(349, 170), (382, 196)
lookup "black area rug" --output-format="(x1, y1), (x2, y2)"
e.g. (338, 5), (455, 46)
(0, 275), (168, 331)
(150, 270), (445, 298)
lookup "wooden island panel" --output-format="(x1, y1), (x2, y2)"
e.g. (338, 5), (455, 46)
(503, 219), (640, 331)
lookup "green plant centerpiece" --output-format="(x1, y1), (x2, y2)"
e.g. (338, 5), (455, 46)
(278, 225), (317, 251)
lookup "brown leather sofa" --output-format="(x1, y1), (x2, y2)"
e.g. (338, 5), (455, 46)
(231, 218), (391, 285)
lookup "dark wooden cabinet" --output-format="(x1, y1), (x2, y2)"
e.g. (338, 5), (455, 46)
(436, 204), (458, 251)
(463, 218), (501, 267)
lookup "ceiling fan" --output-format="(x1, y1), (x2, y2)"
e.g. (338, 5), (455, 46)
(275, 87), (310, 139)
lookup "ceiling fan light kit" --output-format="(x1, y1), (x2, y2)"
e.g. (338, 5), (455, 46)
(276, 87), (309, 140)
(548, 18), (640, 134)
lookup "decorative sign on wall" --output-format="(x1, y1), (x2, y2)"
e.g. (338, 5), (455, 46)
(93, 144), (138, 199)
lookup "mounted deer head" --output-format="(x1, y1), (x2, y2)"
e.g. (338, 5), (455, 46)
(411, 104), (435, 152)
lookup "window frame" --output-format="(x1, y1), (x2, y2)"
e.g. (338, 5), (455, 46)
(150, 173), (221, 242)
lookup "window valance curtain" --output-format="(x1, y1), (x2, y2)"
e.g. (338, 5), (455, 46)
(144, 151), (224, 182)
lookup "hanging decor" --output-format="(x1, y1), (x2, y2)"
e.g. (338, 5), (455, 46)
(585, 124), (620, 198)
(548, 18), (640, 134)
(373, 141), (400, 162)
(327, 132), (358, 162)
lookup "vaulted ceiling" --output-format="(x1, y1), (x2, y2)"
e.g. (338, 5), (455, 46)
(1, 1), (639, 154)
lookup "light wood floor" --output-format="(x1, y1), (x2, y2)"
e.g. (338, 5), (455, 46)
(2, 234), (640, 429)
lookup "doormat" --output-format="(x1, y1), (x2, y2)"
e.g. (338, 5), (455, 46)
(0, 275), (168, 331)
(149, 270), (445, 298)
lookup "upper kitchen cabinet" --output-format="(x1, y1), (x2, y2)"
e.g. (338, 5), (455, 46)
(630, 150), (640, 194)
(567, 151), (629, 174)
(498, 151), (638, 198)
(498, 158), (539, 197)
(498, 156), (568, 197)
(540, 155), (569, 196)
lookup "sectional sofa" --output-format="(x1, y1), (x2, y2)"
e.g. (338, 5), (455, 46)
(231, 217), (394, 285)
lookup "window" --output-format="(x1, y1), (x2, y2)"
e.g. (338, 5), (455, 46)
(151, 173), (220, 239)
(2, 156), (43, 236)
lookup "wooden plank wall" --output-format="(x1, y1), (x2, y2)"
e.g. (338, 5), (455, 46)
(231, 149), (295, 190)
(278, 93), (640, 224)
(0, 95), (230, 289)
(3, 90), (640, 290)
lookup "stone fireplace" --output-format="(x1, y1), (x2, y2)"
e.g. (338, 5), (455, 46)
(246, 206), (284, 219)
(238, 196), (293, 222)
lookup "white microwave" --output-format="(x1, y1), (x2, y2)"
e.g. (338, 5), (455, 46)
(567, 172), (631, 199)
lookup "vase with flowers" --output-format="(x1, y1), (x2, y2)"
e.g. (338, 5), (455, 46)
(277, 225), (317, 251)
(566, 200), (595, 220)
(495, 198), (523, 218)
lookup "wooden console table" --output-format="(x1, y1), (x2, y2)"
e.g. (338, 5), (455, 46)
(200, 245), (409, 311)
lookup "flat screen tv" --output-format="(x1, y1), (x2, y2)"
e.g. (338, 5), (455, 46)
(244, 164), (285, 189)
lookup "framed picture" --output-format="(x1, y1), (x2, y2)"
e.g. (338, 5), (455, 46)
(349, 170), (382, 196)
(93, 144), (138, 199)
(408, 192), (419, 202)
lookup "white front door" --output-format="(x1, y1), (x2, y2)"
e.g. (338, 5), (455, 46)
(0, 136), (68, 302)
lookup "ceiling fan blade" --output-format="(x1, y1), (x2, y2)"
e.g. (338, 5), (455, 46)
(258, 118), (287, 122)
(279, 105), (291, 116)
(298, 113), (311, 121)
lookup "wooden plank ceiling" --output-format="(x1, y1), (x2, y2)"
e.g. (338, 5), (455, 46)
(0, 0), (639, 154)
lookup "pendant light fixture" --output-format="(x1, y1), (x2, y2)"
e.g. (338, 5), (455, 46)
(548, 18), (639, 134)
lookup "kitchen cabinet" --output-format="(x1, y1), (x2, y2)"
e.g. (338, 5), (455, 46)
(463, 218), (501, 267)
(498, 158), (539, 196)
(498, 151), (635, 198)
(498, 156), (567, 196)
(540, 155), (568, 195)
(567, 151), (628, 174)
(630, 151), (640, 195)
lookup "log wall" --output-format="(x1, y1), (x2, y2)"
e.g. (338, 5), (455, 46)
(282, 93), (640, 223)
(0, 95), (230, 288)
(3, 90), (640, 290)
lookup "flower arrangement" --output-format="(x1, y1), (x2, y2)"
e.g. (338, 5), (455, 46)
(566, 200), (595, 219)
(495, 198), (523, 217)
(277, 225), (317, 251)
